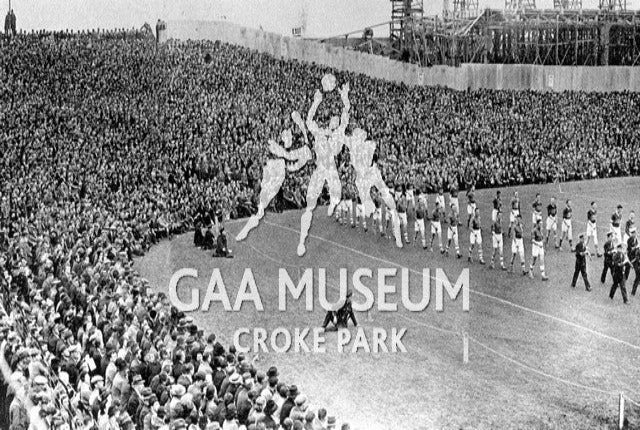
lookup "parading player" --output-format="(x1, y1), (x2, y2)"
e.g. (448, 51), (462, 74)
(558, 199), (573, 251)
(624, 211), (635, 244)
(490, 211), (507, 270)
(529, 218), (549, 280)
(610, 204), (623, 246)
(531, 193), (543, 226)
(429, 200), (444, 253)
(466, 184), (477, 229)
(509, 214), (527, 275)
(413, 191), (427, 248)
(585, 201), (602, 257)
(508, 191), (521, 238)
(395, 187), (409, 244)
(492, 190), (503, 222)
(355, 195), (367, 231)
(445, 203), (462, 258)
(435, 187), (445, 212)
(372, 192), (384, 236)
(545, 196), (558, 246)
(468, 207), (485, 264)
(449, 180), (460, 218)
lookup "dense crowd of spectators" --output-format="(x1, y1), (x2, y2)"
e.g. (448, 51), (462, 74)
(1, 28), (640, 430)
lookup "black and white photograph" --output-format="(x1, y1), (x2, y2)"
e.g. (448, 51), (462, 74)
(1, 0), (640, 428)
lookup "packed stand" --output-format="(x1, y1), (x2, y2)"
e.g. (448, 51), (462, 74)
(1, 28), (640, 430)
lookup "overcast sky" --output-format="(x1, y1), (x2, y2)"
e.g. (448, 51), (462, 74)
(8, 0), (640, 38)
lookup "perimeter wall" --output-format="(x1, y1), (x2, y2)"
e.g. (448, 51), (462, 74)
(163, 20), (640, 92)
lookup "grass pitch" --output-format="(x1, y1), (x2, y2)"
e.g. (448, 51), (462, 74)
(136, 177), (640, 430)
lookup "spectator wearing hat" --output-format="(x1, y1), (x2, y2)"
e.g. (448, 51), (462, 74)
(312, 408), (327, 430)
(247, 395), (267, 425)
(222, 405), (239, 430)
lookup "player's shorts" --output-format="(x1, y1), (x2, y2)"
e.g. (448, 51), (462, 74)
(561, 219), (573, 239)
(491, 209), (499, 222)
(532, 240), (544, 258)
(511, 237), (524, 255)
(546, 215), (557, 231)
(406, 193), (415, 206)
(373, 208), (382, 222)
(414, 219), (425, 235)
(467, 203), (477, 216)
(398, 212), (408, 226)
(532, 212), (543, 226)
(611, 226), (622, 245)
(385, 209), (393, 222)
(344, 199), (352, 214)
(447, 226), (458, 241)
(470, 229), (482, 245)
(586, 221), (597, 238)
(450, 197), (459, 213)
(492, 233), (503, 249)
(510, 209), (520, 224)
(430, 221), (442, 235)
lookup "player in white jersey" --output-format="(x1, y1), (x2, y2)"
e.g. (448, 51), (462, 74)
(445, 203), (462, 258)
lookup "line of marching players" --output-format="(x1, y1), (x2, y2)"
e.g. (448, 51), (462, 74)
(333, 181), (637, 303)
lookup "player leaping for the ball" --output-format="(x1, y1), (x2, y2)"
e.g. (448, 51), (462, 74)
(236, 117), (312, 242)
(297, 78), (350, 256)
(344, 128), (402, 248)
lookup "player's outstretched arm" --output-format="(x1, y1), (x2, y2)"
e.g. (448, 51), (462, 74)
(268, 139), (291, 160)
(286, 147), (312, 172)
(338, 83), (351, 132)
(306, 90), (323, 134)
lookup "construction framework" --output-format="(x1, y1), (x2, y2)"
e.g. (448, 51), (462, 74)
(319, 3), (640, 67)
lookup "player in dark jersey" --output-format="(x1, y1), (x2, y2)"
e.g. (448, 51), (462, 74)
(545, 197), (558, 246)
(624, 211), (636, 244)
(531, 193), (543, 227)
(529, 219), (549, 280)
(445, 203), (461, 258)
(492, 190), (502, 222)
(396, 189), (409, 244)
(490, 211), (506, 270)
(585, 201), (602, 257)
(430, 201), (444, 253)
(466, 185), (477, 229)
(509, 214), (527, 275)
(508, 191), (521, 238)
(449, 180), (460, 221)
(414, 193), (427, 248)
(610, 204), (623, 246)
(468, 208), (485, 264)
(558, 200), (573, 251)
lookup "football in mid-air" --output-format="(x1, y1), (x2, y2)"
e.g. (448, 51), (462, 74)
(321, 74), (336, 92)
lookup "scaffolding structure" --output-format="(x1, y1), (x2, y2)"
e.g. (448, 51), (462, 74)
(319, 1), (640, 67)
(553, 0), (582, 10)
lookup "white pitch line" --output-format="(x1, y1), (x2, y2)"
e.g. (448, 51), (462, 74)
(263, 220), (640, 352)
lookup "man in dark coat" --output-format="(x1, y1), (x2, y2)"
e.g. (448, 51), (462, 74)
(610, 244), (629, 304)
